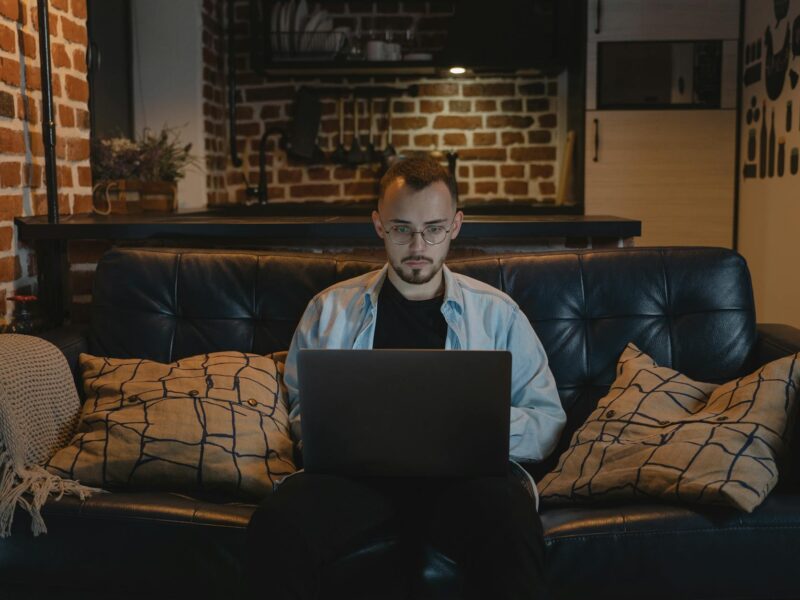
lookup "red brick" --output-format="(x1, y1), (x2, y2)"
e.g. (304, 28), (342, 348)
(245, 86), (294, 102)
(333, 167), (357, 180)
(487, 115), (533, 128)
(473, 132), (496, 146)
(417, 83), (459, 96)
(443, 133), (467, 146)
(538, 113), (557, 128)
(475, 181), (497, 194)
(414, 134), (438, 147)
(51, 43), (70, 68)
(448, 100), (470, 112)
(473, 165), (496, 178)
(0, 0), (19, 22)
(33, 192), (69, 215)
(0, 56), (20, 86)
(73, 48), (86, 74)
(457, 181), (468, 196)
(519, 82), (545, 95)
(0, 162), (20, 187)
(0, 225), (11, 251)
(345, 181), (378, 196)
(0, 90), (13, 118)
(530, 164), (554, 179)
(65, 75), (89, 102)
(77, 165), (92, 186)
(60, 16), (87, 45)
(278, 169), (302, 183)
(501, 99), (522, 112)
(289, 184), (340, 198)
(72, 193), (93, 214)
(307, 167), (331, 181)
(420, 100), (444, 113)
(502, 132), (524, 145)
(71, 0), (87, 19)
(16, 93), (36, 122)
(458, 165), (469, 178)
(526, 98), (550, 112)
(528, 130), (552, 144)
(75, 109), (90, 130)
(475, 100), (496, 112)
(392, 101), (415, 114)
(463, 83), (515, 97)
(433, 116), (481, 130)
(511, 146), (556, 162)
(0, 195), (22, 219)
(51, 0), (69, 11)
(57, 165), (73, 187)
(23, 163), (42, 188)
(458, 148), (506, 161)
(504, 181), (528, 195)
(68, 240), (112, 263)
(0, 127), (24, 154)
(0, 22), (15, 53)
(0, 255), (21, 281)
(392, 117), (427, 130)
(539, 181), (556, 195)
(58, 104), (75, 127)
(501, 165), (525, 178)
(66, 137), (90, 161)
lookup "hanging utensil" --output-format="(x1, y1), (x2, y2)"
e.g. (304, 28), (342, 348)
(331, 96), (347, 164)
(347, 96), (367, 165)
(382, 97), (397, 165)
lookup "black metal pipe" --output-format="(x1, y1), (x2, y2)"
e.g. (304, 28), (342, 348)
(37, 0), (59, 224)
(228, 0), (242, 167)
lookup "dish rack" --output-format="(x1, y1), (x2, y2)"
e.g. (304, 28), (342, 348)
(270, 31), (349, 60)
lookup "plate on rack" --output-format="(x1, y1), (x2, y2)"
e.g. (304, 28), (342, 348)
(293, 0), (308, 52)
(270, 1), (281, 51)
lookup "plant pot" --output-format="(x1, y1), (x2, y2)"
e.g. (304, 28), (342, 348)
(93, 180), (177, 214)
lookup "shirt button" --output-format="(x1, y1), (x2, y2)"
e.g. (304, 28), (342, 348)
(127, 395), (140, 403)
(605, 410), (616, 418)
(188, 390), (199, 397)
(716, 415), (728, 422)
(247, 398), (258, 407)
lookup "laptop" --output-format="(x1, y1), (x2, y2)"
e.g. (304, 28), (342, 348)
(297, 349), (511, 478)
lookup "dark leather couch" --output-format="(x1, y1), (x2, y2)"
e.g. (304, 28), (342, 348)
(3, 246), (799, 600)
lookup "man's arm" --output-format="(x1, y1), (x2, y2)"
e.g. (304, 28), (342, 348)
(283, 297), (322, 447)
(505, 307), (566, 462)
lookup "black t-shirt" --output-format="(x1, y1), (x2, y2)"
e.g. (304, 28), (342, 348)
(373, 278), (447, 349)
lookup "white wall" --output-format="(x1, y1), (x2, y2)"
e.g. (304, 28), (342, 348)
(738, 1), (800, 328)
(130, 0), (205, 209)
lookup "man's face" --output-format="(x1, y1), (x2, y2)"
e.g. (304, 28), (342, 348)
(371, 179), (463, 286)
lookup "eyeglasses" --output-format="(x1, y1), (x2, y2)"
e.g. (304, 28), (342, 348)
(382, 218), (456, 245)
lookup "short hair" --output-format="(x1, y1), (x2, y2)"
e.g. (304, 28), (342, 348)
(378, 155), (458, 207)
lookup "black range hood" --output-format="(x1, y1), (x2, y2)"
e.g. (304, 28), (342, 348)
(442, 0), (577, 74)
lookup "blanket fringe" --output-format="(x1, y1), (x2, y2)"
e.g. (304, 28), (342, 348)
(0, 446), (103, 537)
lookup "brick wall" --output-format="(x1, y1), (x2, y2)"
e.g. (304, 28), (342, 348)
(202, 0), (229, 205)
(204, 1), (563, 207)
(0, 0), (92, 326)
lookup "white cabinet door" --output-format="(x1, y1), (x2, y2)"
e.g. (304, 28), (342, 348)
(585, 110), (736, 247)
(587, 0), (740, 41)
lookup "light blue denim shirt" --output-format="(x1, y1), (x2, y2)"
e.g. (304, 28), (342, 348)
(284, 263), (567, 463)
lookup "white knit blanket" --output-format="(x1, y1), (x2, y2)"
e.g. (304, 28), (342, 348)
(0, 334), (101, 537)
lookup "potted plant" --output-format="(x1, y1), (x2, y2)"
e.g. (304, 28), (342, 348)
(90, 127), (198, 214)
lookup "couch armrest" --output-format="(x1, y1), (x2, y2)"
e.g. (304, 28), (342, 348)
(35, 324), (88, 398)
(753, 323), (800, 367)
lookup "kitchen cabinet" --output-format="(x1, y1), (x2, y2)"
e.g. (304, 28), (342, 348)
(583, 0), (739, 247)
(585, 110), (735, 247)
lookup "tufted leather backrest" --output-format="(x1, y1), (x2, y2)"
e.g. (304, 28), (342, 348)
(89, 247), (757, 471)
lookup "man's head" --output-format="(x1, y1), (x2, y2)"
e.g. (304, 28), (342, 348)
(372, 156), (463, 293)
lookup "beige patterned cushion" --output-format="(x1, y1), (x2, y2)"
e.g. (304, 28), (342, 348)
(47, 351), (296, 498)
(539, 343), (800, 512)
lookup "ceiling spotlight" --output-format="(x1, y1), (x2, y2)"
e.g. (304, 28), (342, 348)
(449, 66), (466, 75)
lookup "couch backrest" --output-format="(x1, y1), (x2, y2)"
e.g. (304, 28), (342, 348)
(89, 246), (757, 471)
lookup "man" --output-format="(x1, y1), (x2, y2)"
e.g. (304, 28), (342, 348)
(246, 156), (566, 599)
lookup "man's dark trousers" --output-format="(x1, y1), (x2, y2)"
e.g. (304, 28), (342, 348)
(245, 470), (548, 599)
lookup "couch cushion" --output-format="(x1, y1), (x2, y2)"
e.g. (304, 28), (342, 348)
(47, 351), (295, 498)
(542, 493), (800, 599)
(539, 344), (800, 512)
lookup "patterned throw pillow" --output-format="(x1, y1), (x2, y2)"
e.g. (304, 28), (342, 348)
(47, 351), (296, 498)
(539, 343), (800, 512)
